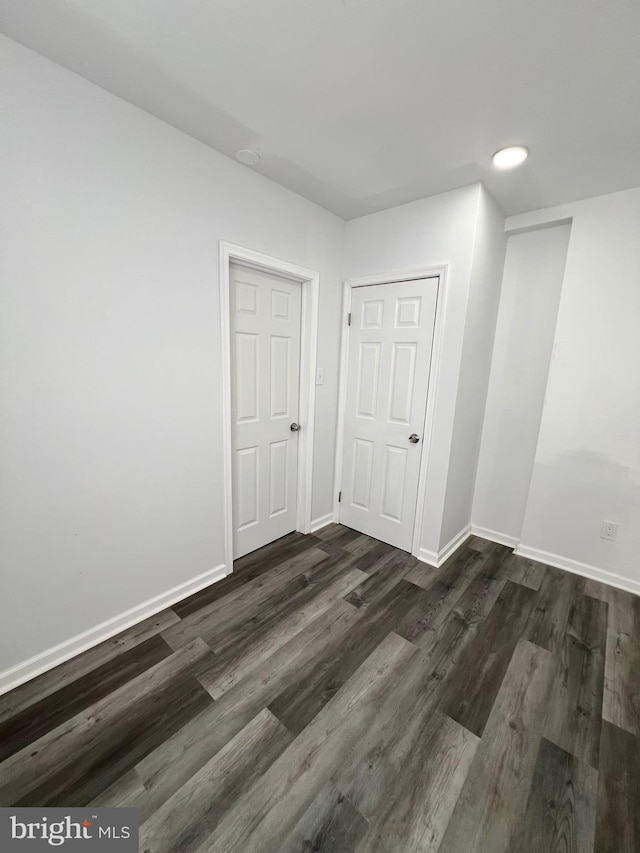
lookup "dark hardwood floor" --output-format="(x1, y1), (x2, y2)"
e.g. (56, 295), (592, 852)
(0, 525), (638, 852)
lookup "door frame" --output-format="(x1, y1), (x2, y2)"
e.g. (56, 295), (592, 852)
(333, 266), (448, 558)
(219, 242), (320, 570)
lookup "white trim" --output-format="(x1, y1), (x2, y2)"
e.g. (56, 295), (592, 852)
(344, 267), (446, 288)
(333, 266), (448, 559)
(470, 525), (520, 549)
(310, 513), (334, 533)
(219, 242), (319, 569)
(418, 547), (440, 567)
(411, 269), (448, 557)
(332, 281), (351, 522)
(438, 525), (472, 564)
(417, 524), (471, 567)
(514, 544), (640, 598)
(0, 564), (228, 697)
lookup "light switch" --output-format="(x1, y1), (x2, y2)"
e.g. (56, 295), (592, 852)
(315, 367), (324, 385)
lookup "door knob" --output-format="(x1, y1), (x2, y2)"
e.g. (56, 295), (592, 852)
(290, 422), (301, 432)
(408, 433), (420, 443)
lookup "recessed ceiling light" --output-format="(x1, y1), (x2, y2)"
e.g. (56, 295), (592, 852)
(236, 149), (260, 166)
(492, 145), (529, 169)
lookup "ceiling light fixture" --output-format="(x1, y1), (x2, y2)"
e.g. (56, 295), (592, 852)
(236, 149), (260, 166)
(492, 145), (528, 169)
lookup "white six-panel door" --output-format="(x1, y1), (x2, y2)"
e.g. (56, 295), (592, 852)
(339, 279), (438, 551)
(230, 263), (302, 558)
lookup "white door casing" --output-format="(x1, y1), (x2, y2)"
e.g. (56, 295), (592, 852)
(339, 279), (438, 551)
(230, 263), (302, 558)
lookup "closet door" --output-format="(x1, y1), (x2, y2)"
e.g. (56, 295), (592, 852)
(230, 263), (302, 558)
(340, 278), (438, 551)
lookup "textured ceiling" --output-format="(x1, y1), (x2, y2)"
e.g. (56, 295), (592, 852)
(2, 0), (639, 218)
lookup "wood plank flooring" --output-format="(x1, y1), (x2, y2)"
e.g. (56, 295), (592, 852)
(0, 525), (638, 852)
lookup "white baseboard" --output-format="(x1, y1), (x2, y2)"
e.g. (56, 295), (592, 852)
(418, 525), (472, 568)
(310, 513), (334, 533)
(470, 525), (520, 549)
(514, 544), (640, 598)
(0, 563), (229, 697)
(417, 547), (439, 566)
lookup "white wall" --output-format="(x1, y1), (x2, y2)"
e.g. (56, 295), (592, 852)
(472, 223), (571, 543)
(510, 188), (640, 589)
(0, 35), (345, 678)
(440, 186), (506, 549)
(344, 184), (503, 557)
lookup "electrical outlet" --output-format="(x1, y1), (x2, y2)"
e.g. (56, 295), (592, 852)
(600, 521), (619, 541)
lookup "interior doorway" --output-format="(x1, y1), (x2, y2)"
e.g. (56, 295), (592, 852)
(335, 272), (443, 554)
(230, 263), (302, 558)
(220, 243), (319, 566)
